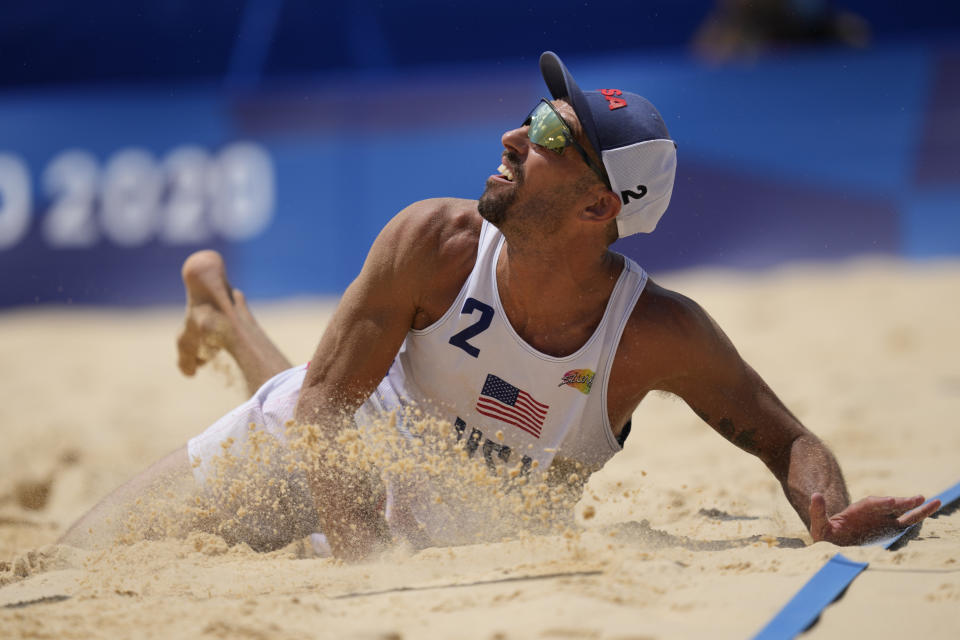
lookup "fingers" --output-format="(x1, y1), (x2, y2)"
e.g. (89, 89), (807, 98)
(886, 495), (925, 513)
(862, 494), (940, 534)
(897, 498), (941, 528)
(869, 495), (928, 522)
(858, 494), (924, 517)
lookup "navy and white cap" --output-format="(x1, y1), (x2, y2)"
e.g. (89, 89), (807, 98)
(540, 51), (677, 238)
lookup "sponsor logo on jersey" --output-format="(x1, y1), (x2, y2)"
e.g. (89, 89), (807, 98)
(558, 369), (595, 394)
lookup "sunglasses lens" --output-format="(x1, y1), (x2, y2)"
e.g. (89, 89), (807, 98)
(526, 102), (569, 153)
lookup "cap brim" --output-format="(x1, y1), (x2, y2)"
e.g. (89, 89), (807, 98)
(539, 51), (603, 161)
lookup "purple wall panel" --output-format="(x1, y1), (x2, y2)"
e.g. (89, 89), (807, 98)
(914, 50), (960, 188)
(614, 160), (901, 271)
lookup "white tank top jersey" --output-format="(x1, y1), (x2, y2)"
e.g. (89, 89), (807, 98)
(357, 219), (648, 477)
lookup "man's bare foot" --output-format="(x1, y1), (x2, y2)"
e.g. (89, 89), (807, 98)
(177, 250), (240, 377)
(176, 250), (293, 394)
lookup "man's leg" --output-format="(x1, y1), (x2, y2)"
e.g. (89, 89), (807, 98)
(176, 250), (292, 396)
(59, 445), (194, 548)
(60, 439), (319, 551)
(62, 251), (305, 549)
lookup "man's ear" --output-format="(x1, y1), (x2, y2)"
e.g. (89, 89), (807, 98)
(580, 189), (622, 225)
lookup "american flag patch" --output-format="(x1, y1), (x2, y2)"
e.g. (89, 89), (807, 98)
(475, 374), (549, 438)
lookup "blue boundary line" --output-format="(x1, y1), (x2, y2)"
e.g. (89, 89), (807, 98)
(752, 480), (960, 639)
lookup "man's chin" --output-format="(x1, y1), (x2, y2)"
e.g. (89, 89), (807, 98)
(477, 200), (504, 226)
(477, 187), (514, 226)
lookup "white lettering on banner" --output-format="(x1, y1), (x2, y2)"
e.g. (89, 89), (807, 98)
(0, 154), (32, 250)
(159, 146), (212, 244)
(101, 148), (164, 247)
(0, 142), (276, 252)
(208, 143), (275, 242)
(42, 150), (99, 247)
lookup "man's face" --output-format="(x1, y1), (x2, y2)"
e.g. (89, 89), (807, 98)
(478, 99), (603, 236)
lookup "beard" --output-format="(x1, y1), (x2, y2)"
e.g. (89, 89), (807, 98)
(477, 158), (589, 239)
(478, 182), (570, 241)
(478, 153), (523, 227)
(477, 181), (517, 227)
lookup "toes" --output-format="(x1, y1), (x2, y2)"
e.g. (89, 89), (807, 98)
(177, 305), (230, 377)
(177, 331), (199, 376)
(178, 353), (198, 377)
(177, 314), (213, 376)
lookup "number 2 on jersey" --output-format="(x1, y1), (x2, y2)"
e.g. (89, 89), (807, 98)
(448, 297), (493, 358)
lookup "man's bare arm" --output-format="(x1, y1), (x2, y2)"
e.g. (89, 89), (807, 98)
(292, 201), (449, 559)
(292, 199), (479, 560)
(653, 291), (939, 544)
(655, 300), (850, 526)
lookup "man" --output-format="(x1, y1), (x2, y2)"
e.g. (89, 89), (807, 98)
(63, 52), (939, 559)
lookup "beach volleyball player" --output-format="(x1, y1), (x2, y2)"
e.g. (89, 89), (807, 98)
(62, 52), (940, 558)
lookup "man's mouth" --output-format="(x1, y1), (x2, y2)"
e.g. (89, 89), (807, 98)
(497, 163), (515, 182)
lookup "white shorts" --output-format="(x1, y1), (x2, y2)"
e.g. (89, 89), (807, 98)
(187, 365), (331, 553)
(188, 365), (307, 489)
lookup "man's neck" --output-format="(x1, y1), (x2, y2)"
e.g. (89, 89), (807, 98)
(495, 234), (624, 357)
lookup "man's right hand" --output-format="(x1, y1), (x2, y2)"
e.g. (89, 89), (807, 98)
(808, 492), (941, 546)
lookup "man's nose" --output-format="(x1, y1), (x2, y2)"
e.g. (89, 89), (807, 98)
(501, 126), (528, 156)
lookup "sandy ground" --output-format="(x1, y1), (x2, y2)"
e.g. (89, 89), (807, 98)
(1, 257), (959, 639)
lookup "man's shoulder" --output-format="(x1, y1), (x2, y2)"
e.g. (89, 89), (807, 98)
(606, 277), (719, 425)
(396, 197), (479, 222)
(384, 199), (483, 326)
(390, 197), (480, 241)
(372, 198), (482, 301)
(616, 278), (718, 372)
(389, 198), (483, 265)
(630, 279), (707, 333)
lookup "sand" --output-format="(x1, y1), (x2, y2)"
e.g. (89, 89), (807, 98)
(1, 257), (959, 639)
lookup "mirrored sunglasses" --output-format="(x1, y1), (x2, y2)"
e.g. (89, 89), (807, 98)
(523, 99), (610, 188)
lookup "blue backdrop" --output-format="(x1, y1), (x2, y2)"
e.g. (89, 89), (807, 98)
(1, 11), (958, 306)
